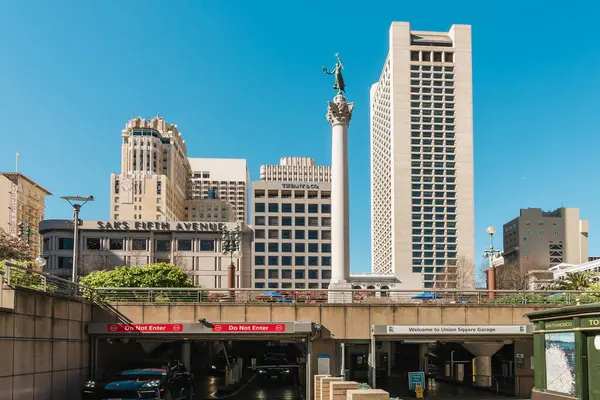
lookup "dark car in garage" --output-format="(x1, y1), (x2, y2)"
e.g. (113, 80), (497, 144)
(82, 361), (193, 400)
(257, 353), (294, 383)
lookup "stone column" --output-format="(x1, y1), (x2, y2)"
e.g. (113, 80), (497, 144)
(326, 94), (355, 303)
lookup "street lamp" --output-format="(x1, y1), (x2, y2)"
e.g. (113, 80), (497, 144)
(62, 195), (94, 283)
(483, 225), (502, 297)
(221, 225), (242, 293)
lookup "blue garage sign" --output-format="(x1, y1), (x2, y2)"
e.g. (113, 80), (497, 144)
(408, 371), (425, 390)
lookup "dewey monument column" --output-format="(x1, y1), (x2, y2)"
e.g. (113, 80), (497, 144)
(324, 54), (354, 302)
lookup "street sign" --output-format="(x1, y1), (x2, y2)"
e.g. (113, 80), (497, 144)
(211, 323), (286, 333)
(106, 324), (183, 333)
(408, 371), (425, 390)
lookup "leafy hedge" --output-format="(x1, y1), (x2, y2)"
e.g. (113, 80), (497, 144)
(490, 293), (600, 305)
(0, 261), (54, 293)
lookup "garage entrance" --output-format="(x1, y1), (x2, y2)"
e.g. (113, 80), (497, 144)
(87, 321), (315, 399)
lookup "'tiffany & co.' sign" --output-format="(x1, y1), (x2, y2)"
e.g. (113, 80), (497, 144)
(93, 221), (227, 232)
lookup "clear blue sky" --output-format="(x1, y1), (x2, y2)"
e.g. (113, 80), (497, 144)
(1, 1), (599, 275)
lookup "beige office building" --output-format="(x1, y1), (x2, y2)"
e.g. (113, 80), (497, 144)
(370, 22), (475, 289)
(188, 158), (250, 224)
(39, 219), (252, 287)
(252, 158), (332, 289)
(0, 172), (52, 250)
(503, 207), (589, 269)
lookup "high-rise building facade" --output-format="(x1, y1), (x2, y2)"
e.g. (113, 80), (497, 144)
(110, 116), (191, 221)
(188, 158), (250, 224)
(252, 158), (332, 289)
(503, 208), (589, 269)
(370, 22), (474, 288)
(0, 172), (52, 249)
(260, 157), (332, 182)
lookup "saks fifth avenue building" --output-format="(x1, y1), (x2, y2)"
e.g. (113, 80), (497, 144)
(39, 219), (253, 288)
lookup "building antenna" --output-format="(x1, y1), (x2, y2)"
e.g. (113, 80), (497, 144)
(15, 152), (20, 172)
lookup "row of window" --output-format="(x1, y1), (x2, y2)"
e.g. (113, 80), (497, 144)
(411, 185), (457, 191)
(255, 229), (331, 240)
(410, 51), (454, 63)
(412, 198), (456, 206)
(411, 153), (456, 161)
(411, 65), (454, 72)
(255, 242), (331, 253)
(255, 190), (331, 199)
(412, 221), (457, 228)
(413, 244), (457, 250)
(410, 88), (455, 95)
(412, 229), (457, 237)
(254, 255), (331, 267)
(255, 282), (329, 289)
(255, 203), (331, 214)
(84, 238), (216, 252)
(255, 269), (331, 280)
(254, 216), (331, 227)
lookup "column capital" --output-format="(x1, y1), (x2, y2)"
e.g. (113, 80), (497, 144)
(326, 94), (355, 127)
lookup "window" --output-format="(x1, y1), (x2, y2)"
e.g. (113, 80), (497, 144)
(308, 257), (319, 266)
(255, 203), (265, 213)
(308, 217), (319, 227)
(295, 230), (305, 240)
(132, 239), (146, 251)
(308, 270), (319, 279)
(255, 269), (265, 279)
(321, 204), (331, 213)
(295, 270), (305, 279)
(58, 257), (73, 269)
(322, 217), (331, 227)
(282, 230), (292, 239)
(156, 240), (171, 252)
(43, 237), (50, 252)
(255, 229), (265, 239)
(282, 256), (292, 266)
(268, 256), (279, 266)
(268, 230), (279, 239)
(268, 269), (279, 279)
(255, 256), (265, 265)
(178, 239), (192, 251)
(268, 216), (279, 226)
(295, 217), (305, 226)
(322, 230), (331, 240)
(321, 270), (331, 280)
(268, 282), (279, 289)
(295, 256), (305, 266)
(268, 203), (279, 213)
(58, 238), (74, 250)
(268, 243), (279, 252)
(282, 269), (292, 279)
(295, 204), (305, 213)
(308, 230), (319, 240)
(282, 243), (292, 252)
(308, 204), (318, 213)
(254, 216), (265, 225)
(322, 256), (331, 266)
(308, 243), (319, 253)
(255, 242), (265, 252)
(321, 243), (331, 253)
(254, 282), (265, 289)
(86, 238), (101, 250)
(282, 217), (292, 226)
(282, 203), (292, 213)
(295, 243), (306, 253)
(200, 240), (215, 251)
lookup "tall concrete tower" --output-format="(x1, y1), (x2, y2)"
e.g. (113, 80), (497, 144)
(370, 22), (475, 289)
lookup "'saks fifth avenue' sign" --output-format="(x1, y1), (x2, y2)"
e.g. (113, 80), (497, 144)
(95, 221), (227, 232)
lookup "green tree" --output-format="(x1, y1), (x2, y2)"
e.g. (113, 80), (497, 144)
(79, 263), (194, 288)
(553, 271), (597, 291)
(0, 228), (33, 262)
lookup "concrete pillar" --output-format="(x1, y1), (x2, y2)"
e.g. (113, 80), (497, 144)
(386, 341), (392, 378)
(418, 343), (428, 373)
(181, 341), (191, 372)
(326, 94), (355, 303)
(462, 342), (504, 387)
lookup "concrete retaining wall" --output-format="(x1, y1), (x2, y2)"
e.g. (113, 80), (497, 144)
(0, 286), (92, 400)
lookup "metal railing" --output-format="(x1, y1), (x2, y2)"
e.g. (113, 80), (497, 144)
(92, 287), (600, 305)
(1, 261), (91, 300)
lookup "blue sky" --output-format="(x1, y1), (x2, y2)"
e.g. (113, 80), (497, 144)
(1, 1), (599, 276)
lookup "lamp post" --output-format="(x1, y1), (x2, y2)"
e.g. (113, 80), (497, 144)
(483, 226), (502, 299)
(61, 196), (94, 283)
(221, 225), (242, 295)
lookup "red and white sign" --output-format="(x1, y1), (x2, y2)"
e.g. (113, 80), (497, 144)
(106, 324), (184, 333)
(211, 323), (285, 333)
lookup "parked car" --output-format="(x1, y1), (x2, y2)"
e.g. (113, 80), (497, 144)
(257, 353), (294, 383)
(82, 361), (193, 400)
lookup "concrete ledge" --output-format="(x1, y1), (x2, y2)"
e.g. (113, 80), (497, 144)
(346, 389), (390, 400)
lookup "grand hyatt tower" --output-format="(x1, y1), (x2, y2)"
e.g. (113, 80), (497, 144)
(370, 22), (475, 289)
